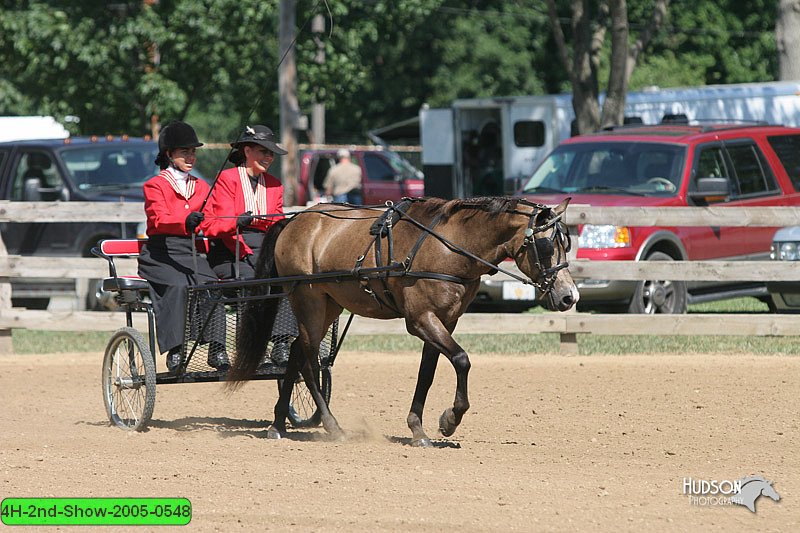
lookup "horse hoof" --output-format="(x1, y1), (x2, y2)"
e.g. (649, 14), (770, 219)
(438, 410), (457, 437)
(411, 437), (432, 448)
(266, 425), (283, 440)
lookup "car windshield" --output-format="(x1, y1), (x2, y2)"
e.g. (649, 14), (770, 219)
(521, 142), (686, 196)
(60, 144), (160, 191)
(386, 151), (424, 180)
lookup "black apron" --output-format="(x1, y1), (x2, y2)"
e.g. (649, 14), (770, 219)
(138, 235), (224, 354)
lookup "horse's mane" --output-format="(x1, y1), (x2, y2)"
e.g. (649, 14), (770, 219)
(413, 196), (526, 223)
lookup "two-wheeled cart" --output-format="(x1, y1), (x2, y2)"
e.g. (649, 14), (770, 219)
(92, 239), (342, 431)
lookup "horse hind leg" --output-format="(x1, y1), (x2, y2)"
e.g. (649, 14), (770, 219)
(297, 344), (345, 441)
(267, 347), (302, 439)
(407, 342), (440, 447)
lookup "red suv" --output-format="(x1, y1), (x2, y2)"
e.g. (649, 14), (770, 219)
(518, 123), (800, 313)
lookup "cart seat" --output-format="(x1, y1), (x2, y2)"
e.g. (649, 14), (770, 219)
(93, 238), (212, 293)
(102, 275), (150, 292)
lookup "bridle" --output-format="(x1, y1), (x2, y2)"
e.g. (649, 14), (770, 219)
(508, 200), (572, 294)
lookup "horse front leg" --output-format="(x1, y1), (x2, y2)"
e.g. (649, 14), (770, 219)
(408, 315), (470, 441)
(407, 342), (439, 447)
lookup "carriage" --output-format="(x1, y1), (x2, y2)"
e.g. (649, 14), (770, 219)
(92, 238), (346, 431)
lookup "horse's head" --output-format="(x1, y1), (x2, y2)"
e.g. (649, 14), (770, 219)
(511, 198), (579, 312)
(761, 480), (781, 502)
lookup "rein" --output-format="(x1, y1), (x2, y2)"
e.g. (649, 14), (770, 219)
(323, 198), (572, 297)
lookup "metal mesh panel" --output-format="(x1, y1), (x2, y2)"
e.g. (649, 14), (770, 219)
(179, 286), (337, 374)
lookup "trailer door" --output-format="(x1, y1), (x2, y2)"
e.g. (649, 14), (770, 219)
(503, 103), (553, 193)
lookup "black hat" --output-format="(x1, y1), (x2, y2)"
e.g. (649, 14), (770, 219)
(231, 125), (287, 155)
(158, 121), (203, 153)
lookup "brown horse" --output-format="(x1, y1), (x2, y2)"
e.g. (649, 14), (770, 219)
(230, 196), (578, 446)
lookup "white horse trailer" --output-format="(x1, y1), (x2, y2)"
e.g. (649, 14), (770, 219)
(420, 80), (800, 199)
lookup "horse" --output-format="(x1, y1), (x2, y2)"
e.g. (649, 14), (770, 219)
(229, 196), (579, 446)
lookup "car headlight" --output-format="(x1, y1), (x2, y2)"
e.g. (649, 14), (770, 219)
(778, 242), (799, 261)
(578, 224), (631, 249)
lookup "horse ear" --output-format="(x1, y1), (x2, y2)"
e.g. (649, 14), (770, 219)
(554, 197), (571, 216)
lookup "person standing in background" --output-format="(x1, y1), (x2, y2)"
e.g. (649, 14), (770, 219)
(323, 148), (363, 204)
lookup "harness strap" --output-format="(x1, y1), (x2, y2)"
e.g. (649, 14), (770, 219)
(403, 214), (443, 272)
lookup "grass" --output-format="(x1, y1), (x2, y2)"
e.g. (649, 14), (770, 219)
(11, 298), (798, 355)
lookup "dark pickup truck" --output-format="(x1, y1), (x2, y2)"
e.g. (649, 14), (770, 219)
(0, 136), (156, 309)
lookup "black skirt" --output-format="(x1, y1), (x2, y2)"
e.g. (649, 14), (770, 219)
(138, 235), (222, 354)
(207, 232), (298, 338)
(208, 231), (265, 280)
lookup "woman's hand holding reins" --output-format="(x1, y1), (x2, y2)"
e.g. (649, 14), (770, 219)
(237, 211), (254, 229)
(185, 211), (204, 233)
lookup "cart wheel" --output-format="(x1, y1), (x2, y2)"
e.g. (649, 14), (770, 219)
(102, 327), (156, 431)
(278, 366), (332, 428)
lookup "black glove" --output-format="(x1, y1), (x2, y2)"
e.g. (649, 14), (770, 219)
(185, 211), (204, 233)
(236, 211), (253, 229)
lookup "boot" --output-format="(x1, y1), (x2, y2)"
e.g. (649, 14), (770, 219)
(269, 339), (291, 366)
(166, 346), (182, 374)
(207, 342), (230, 371)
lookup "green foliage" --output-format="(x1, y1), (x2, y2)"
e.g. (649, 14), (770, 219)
(638, 0), (778, 87)
(0, 0), (785, 142)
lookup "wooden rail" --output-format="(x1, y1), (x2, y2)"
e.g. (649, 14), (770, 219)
(1, 202), (799, 355)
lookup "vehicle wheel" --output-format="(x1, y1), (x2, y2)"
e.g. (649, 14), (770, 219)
(627, 251), (687, 314)
(102, 327), (156, 431)
(278, 366), (332, 428)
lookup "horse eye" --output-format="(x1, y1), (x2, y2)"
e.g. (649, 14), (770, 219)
(534, 237), (554, 257)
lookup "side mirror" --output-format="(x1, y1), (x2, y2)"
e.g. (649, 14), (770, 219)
(689, 176), (730, 202)
(23, 178), (42, 201)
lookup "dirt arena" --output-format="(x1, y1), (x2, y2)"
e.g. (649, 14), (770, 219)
(1, 349), (797, 531)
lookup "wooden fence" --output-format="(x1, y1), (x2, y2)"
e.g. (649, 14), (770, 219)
(2, 201), (800, 354)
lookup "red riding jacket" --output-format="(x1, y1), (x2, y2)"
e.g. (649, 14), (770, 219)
(205, 166), (284, 258)
(143, 171), (212, 237)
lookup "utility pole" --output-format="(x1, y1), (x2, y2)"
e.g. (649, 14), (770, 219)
(311, 14), (325, 145)
(144, 0), (160, 138)
(279, 0), (298, 205)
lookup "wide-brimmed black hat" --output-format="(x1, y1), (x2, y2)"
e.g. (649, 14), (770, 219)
(231, 125), (287, 155)
(158, 121), (203, 153)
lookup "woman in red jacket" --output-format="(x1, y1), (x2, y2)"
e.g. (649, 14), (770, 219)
(205, 124), (286, 279)
(205, 124), (295, 364)
(137, 121), (229, 373)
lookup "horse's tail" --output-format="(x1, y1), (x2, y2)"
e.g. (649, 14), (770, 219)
(227, 218), (290, 387)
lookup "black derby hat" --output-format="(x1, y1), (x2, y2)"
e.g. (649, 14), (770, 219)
(231, 125), (288, 155)
(158, 121), (203, 153)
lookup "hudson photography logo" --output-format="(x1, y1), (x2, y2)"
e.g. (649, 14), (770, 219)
(682, 475), (781, 512)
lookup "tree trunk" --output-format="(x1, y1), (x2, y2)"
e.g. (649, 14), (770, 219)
(548, 0), (670, 135)
(777, 0), (800, 80)
(601, 0), (629, 128)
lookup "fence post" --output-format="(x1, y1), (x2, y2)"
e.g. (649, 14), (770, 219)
(559, 332), (578, 355)
(0, 233), (14, 354)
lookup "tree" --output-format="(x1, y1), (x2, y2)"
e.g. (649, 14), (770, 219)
(776, 0), (800, 79)
(545, 0), (670, 134)
(0, 0), (282, 137)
